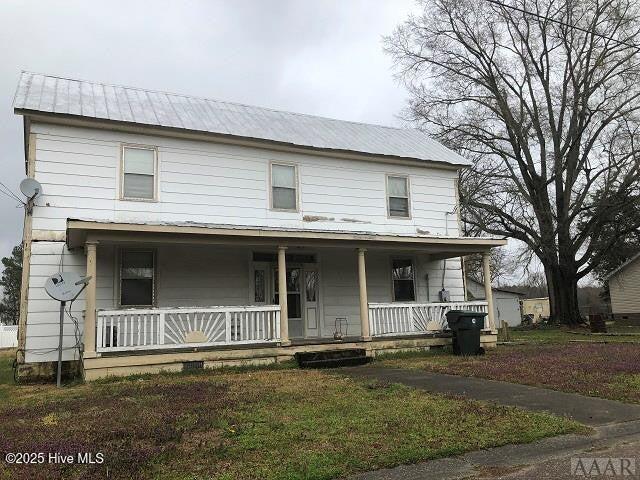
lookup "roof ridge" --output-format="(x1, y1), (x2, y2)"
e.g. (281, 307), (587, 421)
(14, 71), (471, 166)
(19, 71), (426, 135)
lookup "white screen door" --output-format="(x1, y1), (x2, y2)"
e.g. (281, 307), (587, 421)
(274, 267), (303, 338)
(304, 268), (319, 337)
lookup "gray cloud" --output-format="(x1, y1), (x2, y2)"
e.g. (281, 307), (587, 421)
(0, 0), (416, 259)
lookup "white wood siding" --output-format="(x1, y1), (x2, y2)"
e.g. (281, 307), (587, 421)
(24, 242), (112, 363)
(30, 123), (460, 236)
(24, 121), (466, 363)
(318, 250), (465, 337)
(609, 259), (640, 315)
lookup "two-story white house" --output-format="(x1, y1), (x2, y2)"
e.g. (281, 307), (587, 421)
(13, 72), (505, 380)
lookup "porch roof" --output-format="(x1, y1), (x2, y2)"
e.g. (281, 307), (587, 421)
(67, 218), (506, 257)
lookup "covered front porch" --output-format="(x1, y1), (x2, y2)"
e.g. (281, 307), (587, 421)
(93, 300), (491, 354)
(66, 220), (505, 377)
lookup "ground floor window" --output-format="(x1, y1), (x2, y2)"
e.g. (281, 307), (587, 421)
(392, 258), (415, 301)
(120, 249), (155, 306)
(254, 269), (266, 303)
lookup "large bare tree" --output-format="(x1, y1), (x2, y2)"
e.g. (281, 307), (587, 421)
(386, 0), (640, 325)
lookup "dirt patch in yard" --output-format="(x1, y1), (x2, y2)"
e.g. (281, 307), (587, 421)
(0, 368), (584, 480)
(379, 343), (640, 404)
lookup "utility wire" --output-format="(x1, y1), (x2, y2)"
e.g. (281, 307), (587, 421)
(0, 187), (22, 205)
(0, 181), (23, 204)
(0, 180), (22, 201)
(484, 0), (640, 50)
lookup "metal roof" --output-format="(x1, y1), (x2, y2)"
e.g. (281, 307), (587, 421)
(66, 218), (506, 250)
(13, 72), (470, 167)
(467, 278), (525, 296)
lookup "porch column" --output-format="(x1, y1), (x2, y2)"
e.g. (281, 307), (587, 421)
(277, 246), (290, 345)
(83, 241), (98, 358)
(482, 252), (496, 332)
(357, 248), (371, 340)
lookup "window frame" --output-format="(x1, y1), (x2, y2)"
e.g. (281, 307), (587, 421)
(269, 162), (299, 212)
(120, 144), (159, 202)
(386, 174), (411, 219)
(117, 248), (157, 308)
(390, 257), (417, 303)
(250, 261), (270, 305)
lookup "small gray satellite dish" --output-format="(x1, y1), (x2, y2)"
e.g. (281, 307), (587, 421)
(19, 178), (43, 199)
(44, 272), (86, 302)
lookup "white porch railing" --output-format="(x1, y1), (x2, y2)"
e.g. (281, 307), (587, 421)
(96, 305), (281, 353)
(368, 301), (492, 337)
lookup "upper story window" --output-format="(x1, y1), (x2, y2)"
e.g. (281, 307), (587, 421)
(387, 175), (410, 218)
(271, 163), (298, 211)
(392, 258), (416, 302)
(122, 146), (157, 201)
(120, 249), (155, 306)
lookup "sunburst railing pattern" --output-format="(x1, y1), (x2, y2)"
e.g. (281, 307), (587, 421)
(96, 305), (281, 353)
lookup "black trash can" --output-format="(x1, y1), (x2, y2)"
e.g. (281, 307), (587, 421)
(446, 310), (487, 356)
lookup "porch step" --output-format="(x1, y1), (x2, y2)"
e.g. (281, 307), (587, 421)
(295, 349), (371, 368)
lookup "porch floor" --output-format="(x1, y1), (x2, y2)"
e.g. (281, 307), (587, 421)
(83, 333), (498, 380)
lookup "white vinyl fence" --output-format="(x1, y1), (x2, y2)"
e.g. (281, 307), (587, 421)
(0, 324), (18, 348)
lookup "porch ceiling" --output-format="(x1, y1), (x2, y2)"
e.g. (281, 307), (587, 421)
(66, 219), (506, 257)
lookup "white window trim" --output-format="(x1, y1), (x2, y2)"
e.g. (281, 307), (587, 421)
(269, 162), (299, 212)
(117, 247), (157, 308)
(390, 256), (417, 302)
(386, 174), (411, 219)
(120, 144), (159, 202)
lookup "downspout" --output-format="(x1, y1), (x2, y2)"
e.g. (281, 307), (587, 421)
(444, 208), (456, 236)
(452, 176), (467, 301)
(441, 207), (457, 301)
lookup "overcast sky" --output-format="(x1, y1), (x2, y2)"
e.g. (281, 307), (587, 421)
(0, 0), (419, 260)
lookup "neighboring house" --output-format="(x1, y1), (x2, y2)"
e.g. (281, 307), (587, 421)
(606, 253), (640, 323)
(13, 72), (505, 380)
(521, 297), (551, 323)
(466, 279), (524, 327)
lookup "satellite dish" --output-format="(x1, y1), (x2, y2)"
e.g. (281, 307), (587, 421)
(20, 178), (43, 199)
(44, 272), (89, 302)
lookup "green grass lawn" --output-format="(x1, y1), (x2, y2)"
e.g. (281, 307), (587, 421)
(377, 341), (640, 404)
(0, 361), (584, 480)
(0, 349), (16, 402)
(0, 349), (15, 383)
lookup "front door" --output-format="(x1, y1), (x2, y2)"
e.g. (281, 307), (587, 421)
(274, 267), (304, 338)
(304, 267), (320, 337)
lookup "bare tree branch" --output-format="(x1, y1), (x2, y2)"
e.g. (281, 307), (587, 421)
(386, 0), (640, 324)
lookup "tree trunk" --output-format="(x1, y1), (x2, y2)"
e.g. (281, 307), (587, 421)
(545, 262), (583, 326)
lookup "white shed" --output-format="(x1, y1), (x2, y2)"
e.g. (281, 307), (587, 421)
(466, 279), (524, 327)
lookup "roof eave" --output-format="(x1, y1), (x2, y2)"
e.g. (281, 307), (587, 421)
(66, 218), (507, 252)
(15, 109), (472, 170)
(466, 278), (525, 296)
(604, 252), (640, 280)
